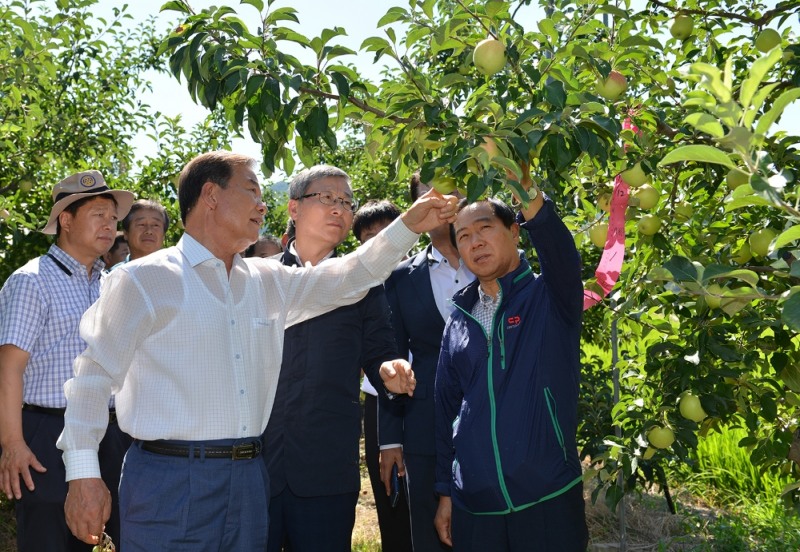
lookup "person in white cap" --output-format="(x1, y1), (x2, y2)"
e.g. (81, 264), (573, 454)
(0, 170), (135, 552)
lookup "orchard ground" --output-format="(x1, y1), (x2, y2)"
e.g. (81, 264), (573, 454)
(1, 436), (795, 551)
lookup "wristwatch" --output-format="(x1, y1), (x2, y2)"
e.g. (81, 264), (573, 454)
(526, 185), (539, 201)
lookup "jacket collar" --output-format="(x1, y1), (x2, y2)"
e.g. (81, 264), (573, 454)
(452, 255), (533, 311)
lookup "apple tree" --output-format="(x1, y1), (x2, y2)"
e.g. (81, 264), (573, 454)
(158, 0), (800, 508)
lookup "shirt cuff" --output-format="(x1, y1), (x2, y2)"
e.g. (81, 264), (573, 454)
(434, 482), (451, 497)
(379, 444), (403, 450)
(63, 450), (102, 481)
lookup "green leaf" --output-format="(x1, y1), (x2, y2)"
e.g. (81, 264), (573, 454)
(754, 88), (800, 137)
(264, 7), (299, 24)
(791, 262), (800, 278)
(775, 225), (800, 249)
(240, 0), (264, 12)
(683, 113), (724, 138)
(543, 80), (565, 109)
(377, 6), (408, 27)
(664, 256), (698, 282)
(781, 292), (800, 333)
(740, 47), (782, 111)
(658, 145), (735, 169)
(781, 362), (800, 393)
(690, 62), (731, 103)
(702, 265), (760, 287)
(537, 19), (558, 45)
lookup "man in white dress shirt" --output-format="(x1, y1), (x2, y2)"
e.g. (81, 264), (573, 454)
(57, 151), (458, 551)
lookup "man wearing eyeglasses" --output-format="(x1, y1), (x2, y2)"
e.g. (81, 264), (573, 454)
(262, 165), (403, 552)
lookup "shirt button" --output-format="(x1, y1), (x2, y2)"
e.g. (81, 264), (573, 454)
(231, 320), (235, 325)
(235, 354), (241, 359)
(242, 426), (247, 431)
(240, 389), (245, 395)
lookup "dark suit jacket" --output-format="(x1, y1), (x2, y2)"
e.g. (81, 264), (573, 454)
(381, 245), (448, 456)
(262, 248), (398, 497)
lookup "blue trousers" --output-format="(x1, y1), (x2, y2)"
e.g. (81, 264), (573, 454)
(450, 484), (588, 552)
(266, 487), (358, 552)
(119, 439), (269, 551)
(15, 409), (131, 552)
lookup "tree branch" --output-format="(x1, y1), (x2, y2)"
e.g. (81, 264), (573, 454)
(648, 0), (796, 26)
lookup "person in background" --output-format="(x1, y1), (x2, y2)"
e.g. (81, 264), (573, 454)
(58, 151), (456, 551)
(0, 170), (134, 551)
(352, 199), (413, 552)
(433, 179), (588, 551)
(262, 167), (412, 552)
(102, 231), (129, 269)
(110, 198), (169, 269)
(244, 234), (283, 258)
(381, 173), (474, 551)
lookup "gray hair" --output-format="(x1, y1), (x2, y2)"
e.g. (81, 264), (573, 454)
(288, 165), (351, 199)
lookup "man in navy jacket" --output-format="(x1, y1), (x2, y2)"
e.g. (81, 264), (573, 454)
(262, 165), (406, 552)
(433, 182), (588, 551)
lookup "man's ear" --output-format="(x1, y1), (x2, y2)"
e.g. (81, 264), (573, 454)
(511, 222), (520, 242)
(58, 211), (73, 233)
(287, 198), (299, 221)
(200, 181), (218, 209)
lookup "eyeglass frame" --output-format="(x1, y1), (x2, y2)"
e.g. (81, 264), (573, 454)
(297, 191), (359, 213)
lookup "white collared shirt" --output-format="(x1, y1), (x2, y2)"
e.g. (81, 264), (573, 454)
(59, 218), (419, 480)
(428, 246), (474, 320)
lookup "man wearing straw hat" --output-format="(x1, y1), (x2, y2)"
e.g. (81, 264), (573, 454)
(0, 170), (135, 551)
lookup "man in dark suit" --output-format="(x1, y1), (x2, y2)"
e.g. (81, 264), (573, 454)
(380, 173), (474, 551)
(262, 165), (406, 552)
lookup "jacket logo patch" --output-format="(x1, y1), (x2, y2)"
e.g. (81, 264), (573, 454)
(506, 315), (521, 329)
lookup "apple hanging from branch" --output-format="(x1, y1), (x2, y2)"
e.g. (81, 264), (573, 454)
(596, 70), (627, 101)
(473, 38), (506, 76)
(670, 15), (694, 40)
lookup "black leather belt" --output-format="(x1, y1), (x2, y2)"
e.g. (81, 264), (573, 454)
(137, 440), (262, 460)
(22, 403), (118, 425)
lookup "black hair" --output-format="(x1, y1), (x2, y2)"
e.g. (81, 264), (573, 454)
(178, 151), (255, 223)
(449, 197), (516, 248)
(122, 199), (170, 232)
(352, 200), (402, 243)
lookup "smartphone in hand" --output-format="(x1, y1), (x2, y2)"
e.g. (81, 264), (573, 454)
(390, 463), (401, 508)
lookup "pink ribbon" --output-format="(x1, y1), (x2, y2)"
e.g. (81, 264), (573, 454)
(583, 175), (630, 310)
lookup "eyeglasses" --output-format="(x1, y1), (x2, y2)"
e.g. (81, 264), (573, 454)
(298, 192), (359, 213)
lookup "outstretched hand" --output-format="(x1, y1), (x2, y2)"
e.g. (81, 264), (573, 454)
(400, 188), (459, 234)
(379, 359), (416, 396)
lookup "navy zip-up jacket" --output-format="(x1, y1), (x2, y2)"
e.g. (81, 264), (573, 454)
(434, 197), (583, 514)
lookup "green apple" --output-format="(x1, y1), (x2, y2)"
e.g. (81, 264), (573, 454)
(679, 392), (707, 423)
(647, 426), (675, 449)
(19, 179), (33, 193)
(733, 242), (752, 264)
(748, 228), (776, 257)
(473, 38), (506, 76)
(633, 184), (659, 210)
(670, 15), (694, 40)
(620, 162), (648, 188)
(588, 222), (609, 248)
(431, 175), (458, 194)
(674, 202), (694, 220)
(642, 446), (657, 460)
(597, 192), (612, 213)
(637, 214), (660, 236)
(755, 28), (781, 53)
(705, 283), (723, 309)
(596, 70), (627, 101)
(726, 168), (748, 190)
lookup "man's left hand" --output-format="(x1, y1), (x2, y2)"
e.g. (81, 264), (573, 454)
(380, 359), (416, 396)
